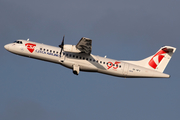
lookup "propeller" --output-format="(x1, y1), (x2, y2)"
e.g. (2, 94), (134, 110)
(59, 35), (65, 57)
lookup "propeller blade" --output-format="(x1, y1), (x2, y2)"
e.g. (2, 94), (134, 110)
(59, 35), (65, 57)
(59, 35), (65, 48)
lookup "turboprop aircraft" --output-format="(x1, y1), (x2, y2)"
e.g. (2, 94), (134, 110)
(4, 37), (176, 78)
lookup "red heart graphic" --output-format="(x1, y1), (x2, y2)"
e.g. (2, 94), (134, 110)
(25, 43), (36, 53)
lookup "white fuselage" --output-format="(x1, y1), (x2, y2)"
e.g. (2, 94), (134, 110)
(4, 40), (170, 78)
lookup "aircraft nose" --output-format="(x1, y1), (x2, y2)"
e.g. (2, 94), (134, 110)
(4, 44), (9, 50)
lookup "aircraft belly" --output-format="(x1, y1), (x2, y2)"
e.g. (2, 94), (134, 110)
(75, 60), (98, 72)
(98, 69), (124, 77)
(62, 58), (98, 72)
(80, 65), (98, 72)
(127, 64), (170, 78)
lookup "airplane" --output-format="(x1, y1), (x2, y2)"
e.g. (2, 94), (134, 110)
(4, 37), (176, 78)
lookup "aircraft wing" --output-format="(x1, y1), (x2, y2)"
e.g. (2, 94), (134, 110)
(76, 37), (92, 54)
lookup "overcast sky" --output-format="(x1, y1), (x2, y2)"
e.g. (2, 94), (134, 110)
(1, 0), (180, 120)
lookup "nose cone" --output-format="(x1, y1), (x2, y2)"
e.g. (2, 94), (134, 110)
(4, 44), (9, 50)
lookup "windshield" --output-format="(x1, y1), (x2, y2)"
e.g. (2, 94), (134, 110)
(14, 41), (23, 44)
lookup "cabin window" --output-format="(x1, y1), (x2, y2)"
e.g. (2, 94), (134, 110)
(56, 51), (58, 54)
(79, 56), (82, 59)
(63, 53), (65, 55)
(89, 59), (92, 61)
(69, 54), (72, 57)
(86, 58), (88, 60)
(83, 57), (85, 60)
(66, 54), (68, 56)
(76, 56), (78, 58)
(53, 51), (55, 53)
(47, 49), (49, 52)
(103, 62), (105, 64)
(100, 61), (102, 63)
(73, 55), (75, 58)
(44, 49), (46, 51)
(119, 65), (121, 68)
(93, 59), (95, 62)
(40, 48), (42, 50)
(96, 60), (98, 63)
(50, 50), (52, 52)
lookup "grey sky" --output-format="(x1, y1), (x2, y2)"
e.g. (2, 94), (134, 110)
(1, 0), (180, 120)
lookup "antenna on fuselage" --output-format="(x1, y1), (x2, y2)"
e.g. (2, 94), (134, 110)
(27, 38), (30, 41)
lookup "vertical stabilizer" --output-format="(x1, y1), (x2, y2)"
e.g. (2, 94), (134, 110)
(123, 46), (176, 73)
(148, 46), (176, 72)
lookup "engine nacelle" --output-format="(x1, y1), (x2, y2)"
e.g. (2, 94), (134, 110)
(63, 44), (81, 53)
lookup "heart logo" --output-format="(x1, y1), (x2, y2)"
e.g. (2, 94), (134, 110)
(25, 43), (36, 53)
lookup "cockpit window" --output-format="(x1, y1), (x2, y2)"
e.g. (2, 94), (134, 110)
(14, 41), (23, 44)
